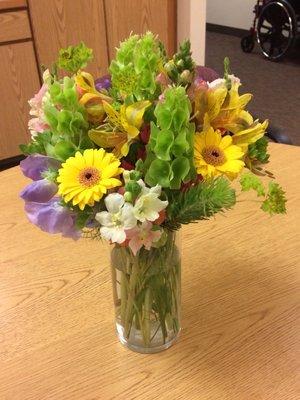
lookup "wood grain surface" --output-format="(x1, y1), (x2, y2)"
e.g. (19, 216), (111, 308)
(27, 0), (109, 77)
(0, 0), (27, 11)
(0, 143), (299, 400)
(104, 0), (176, 60)
(0, 10), (31, 42)
(0, 42), (40, 160)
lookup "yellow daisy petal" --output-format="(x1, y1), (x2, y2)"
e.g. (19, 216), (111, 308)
(219, 135), (233, 149)
(205, 126), (221, 147)
(224, 144), (244, 159)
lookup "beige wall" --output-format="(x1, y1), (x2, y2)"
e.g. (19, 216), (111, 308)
(177, 0), (206, 66)
(207, 0), (254, 30)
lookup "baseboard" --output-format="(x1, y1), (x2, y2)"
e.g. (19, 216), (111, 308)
(206, 23), (249, 38)
(0, 154), (25, 171)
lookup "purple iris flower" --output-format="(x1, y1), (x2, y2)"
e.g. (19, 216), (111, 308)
(24, 197), (81, 240)
(95, 74), (111, 91)
(20, 179), (58, 203)
(20, 155), (61, 181)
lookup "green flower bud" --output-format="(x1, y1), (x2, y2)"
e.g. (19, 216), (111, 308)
(125, 181), (142, 197)
(180, 70), (192, 83)
(176, 59), (184, 68)
(164, 61), (176, 74)
(124, 191), (133, 202)
(129, 170), (142, 181)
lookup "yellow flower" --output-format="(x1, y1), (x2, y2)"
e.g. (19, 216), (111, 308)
(57, 149), (122, 210)
(194, 118), (245, 180)
(196, 78), (252, 132)
(232, 118), (269, 151)
(75, 72), (112, 124)
(194, 78), (268, 151)
(88, 100), (151, 157)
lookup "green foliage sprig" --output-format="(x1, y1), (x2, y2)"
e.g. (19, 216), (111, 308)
(248, 136), (270, 165)
(57, 42), (93, 74)
(164, 177), (236, 231)
(240, 172), (286, 215)
(261, 182), (287, 215)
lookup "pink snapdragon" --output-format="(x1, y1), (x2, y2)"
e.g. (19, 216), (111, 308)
(126, 221), (162, 255)
(28, 117), (49, 135)
(28, 83), (49, 137)
(29, 83), (48, 115)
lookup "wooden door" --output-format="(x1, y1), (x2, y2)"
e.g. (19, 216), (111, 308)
(104, 0), (176, 60)
(27, 0), (109, 77)
(0, 42), (40, 160)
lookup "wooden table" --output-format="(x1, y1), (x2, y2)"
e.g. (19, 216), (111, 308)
(0, 143), (299, 400)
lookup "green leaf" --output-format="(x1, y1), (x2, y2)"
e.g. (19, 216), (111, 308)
(145, 159), (171, 187)
(154, 129), (174, 161)
(44, 143), (57, 158)
(75, 210), (92, 230)
(172, 107), (187, 131)
(155, 107), (173, 130)
(240, 172), (265, 197)
(261, 182), (287, 215)
(171, 127), (189, 157)
(148, 122), (159, 149)
(54, 141), (75, 160)
(20, 141), (42, 155)
(170, 157), (190, 189)
(248, 137), (270, 164)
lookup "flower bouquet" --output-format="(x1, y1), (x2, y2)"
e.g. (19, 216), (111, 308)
(20, 33), (286, 353)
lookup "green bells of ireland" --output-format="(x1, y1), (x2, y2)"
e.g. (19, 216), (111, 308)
(144, 86), (196, 189)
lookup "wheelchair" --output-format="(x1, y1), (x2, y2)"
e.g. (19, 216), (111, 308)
(241, 0), (300, 60)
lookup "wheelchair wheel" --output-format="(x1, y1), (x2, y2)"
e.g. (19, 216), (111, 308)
(241, 35), (255, 53)
(257, 0), (297, 61)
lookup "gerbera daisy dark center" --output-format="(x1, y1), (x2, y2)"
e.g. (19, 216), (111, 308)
(78, 167), (101, 187)
(202, 146), (226, 166)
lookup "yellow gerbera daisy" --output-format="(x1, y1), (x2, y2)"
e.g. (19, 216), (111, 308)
(194, 122), (245, 180)
(57, 149), (122, 210)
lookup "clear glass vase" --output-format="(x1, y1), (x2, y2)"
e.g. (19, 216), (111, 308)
(110, 230), (181, 353)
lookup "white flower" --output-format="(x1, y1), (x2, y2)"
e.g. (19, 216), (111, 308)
(208, 74), (240, 89)
(133, 185), (168, 222)
(95, 193), (137, 243)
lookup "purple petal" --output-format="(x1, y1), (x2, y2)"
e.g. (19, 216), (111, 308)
(20, 179), (57, 203)
(195, 66), (219, 83)
(20, 155), (61, 181)
(24, 198), (81, 240)
(95, 74), (111, 91)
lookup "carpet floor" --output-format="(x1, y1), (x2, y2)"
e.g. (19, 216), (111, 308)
(205, 31), (300, 145)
